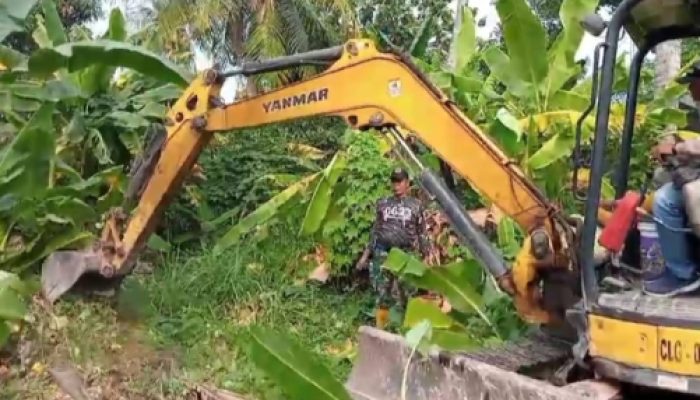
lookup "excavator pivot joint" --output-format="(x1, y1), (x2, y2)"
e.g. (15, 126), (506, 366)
(192, 116), (208, 131)
(203, 68), (220, 85)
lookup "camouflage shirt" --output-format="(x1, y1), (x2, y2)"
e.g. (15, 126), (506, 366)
(369, 195), (430, 256)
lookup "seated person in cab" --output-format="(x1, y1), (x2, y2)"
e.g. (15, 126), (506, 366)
(644, 65), (700, 297)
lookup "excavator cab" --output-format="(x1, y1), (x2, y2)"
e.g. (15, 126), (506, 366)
(562, 0), (700, 395)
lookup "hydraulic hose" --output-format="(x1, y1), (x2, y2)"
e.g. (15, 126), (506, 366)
(386, 127), (509, 280)
(419, 169), (509, 279)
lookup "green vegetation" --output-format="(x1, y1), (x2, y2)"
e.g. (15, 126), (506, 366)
(0, 271), (31, 349)
(2, 0), (700, 398)
(143, 236), (372, 399)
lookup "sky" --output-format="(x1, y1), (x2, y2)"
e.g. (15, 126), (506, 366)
(89, 0), (638, 99)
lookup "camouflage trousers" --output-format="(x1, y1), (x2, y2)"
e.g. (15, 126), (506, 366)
(369, 247), (417, 310)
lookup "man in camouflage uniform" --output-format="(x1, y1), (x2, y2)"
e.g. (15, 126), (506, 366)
(356, 168), (431, 329)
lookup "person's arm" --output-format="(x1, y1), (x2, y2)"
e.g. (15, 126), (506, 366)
(369, 199), (383, 250)
(357, 199), (381, 270)
(416, 202), (432, 259)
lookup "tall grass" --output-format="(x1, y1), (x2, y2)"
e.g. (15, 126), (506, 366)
(141, 227), (372, 399)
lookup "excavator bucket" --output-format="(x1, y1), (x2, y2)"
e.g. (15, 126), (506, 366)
(40, 124), (167, 304)
(41, 250), (102, 303)
(345, 326), (621, 400)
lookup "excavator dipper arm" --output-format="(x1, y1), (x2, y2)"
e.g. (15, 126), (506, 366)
(42, 40), (577, 325)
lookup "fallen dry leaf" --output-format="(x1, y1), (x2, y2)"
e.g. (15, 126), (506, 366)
(0, 364), (9, 380)
(231, 302), (260, 326)
(467, 208), (489, 227)
(305, 245), (331, 282)
(50, 316), (69, 331)
(31, 361), (46, 375)
(487, 204), (505, 225)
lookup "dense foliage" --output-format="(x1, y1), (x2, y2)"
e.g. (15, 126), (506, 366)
(0, 0), (193, 356)
(358, 0), (455, 60)
(2, 0), (102, 53)
(0, 0), (192, 276)
(162, 118), (345, 243)
(317, 133), (394, 271)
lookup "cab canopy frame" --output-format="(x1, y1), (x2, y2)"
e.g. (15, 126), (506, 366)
(578, 0), (700, 304)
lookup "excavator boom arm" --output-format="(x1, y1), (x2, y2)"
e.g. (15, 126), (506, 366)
(121, 40), (556, 262)
(208, 49), (553, 226)
(43, 40), (575, 324)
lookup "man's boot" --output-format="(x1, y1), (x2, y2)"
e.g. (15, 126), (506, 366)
(375, 307), (390, 329)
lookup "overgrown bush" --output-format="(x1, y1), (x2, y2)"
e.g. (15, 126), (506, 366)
(145, 222), (371, 399)
(161, 118), (346, 242)
(0, 0), (193, 355)
(0, 0), (191, 273)
(320, 132), (394, 272)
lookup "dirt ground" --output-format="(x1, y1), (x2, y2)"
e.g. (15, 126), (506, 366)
(0, 295), (236, 400)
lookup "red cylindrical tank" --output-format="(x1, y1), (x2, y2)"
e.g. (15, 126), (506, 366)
(598, 191), (642, 253)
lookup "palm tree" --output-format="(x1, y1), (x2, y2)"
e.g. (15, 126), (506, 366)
(122, 0), (197, 71)
(654, 39), (682, 135)
(447, 0), (465, 71)
(133, 0), (358, 93)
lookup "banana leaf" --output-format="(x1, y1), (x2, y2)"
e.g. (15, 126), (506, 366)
(247, 325), (352, 400)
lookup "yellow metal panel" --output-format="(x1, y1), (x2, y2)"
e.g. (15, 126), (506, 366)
(591, 315), (700, 377)
(115, 75), (220, 270)
(657, 326), (700, 376)
(589, 315), (657, 369)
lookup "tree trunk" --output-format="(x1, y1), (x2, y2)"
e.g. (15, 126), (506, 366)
(226, 15), (258, 98)
(447, 0), (465, 71)
(654, 40), (682, 106)
(654, 39), (682, 135)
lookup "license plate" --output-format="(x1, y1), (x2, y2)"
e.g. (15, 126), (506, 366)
(657, 374), (689, 392)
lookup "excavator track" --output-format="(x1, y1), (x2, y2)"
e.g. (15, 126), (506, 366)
(347, 326), (614, 400)
(450, 331), (572, 373)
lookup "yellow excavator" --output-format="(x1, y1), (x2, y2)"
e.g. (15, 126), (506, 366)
(39, 0), (700, 398)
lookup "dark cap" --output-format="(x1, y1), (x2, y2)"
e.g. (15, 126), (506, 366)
(677, 62), (700, 84)
(390, 167), (409, 182)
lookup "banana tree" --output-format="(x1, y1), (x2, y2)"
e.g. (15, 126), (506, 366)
(0, 0), (194, 274)
(384, 247), (527, 348)
(445, 0), (599, 178)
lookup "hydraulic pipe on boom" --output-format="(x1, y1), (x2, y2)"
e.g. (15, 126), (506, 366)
(387, 128), (510, 282)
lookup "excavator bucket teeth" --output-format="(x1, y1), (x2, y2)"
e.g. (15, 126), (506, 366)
(41, 250), (102, 303)
(345, 326), (615, 400)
